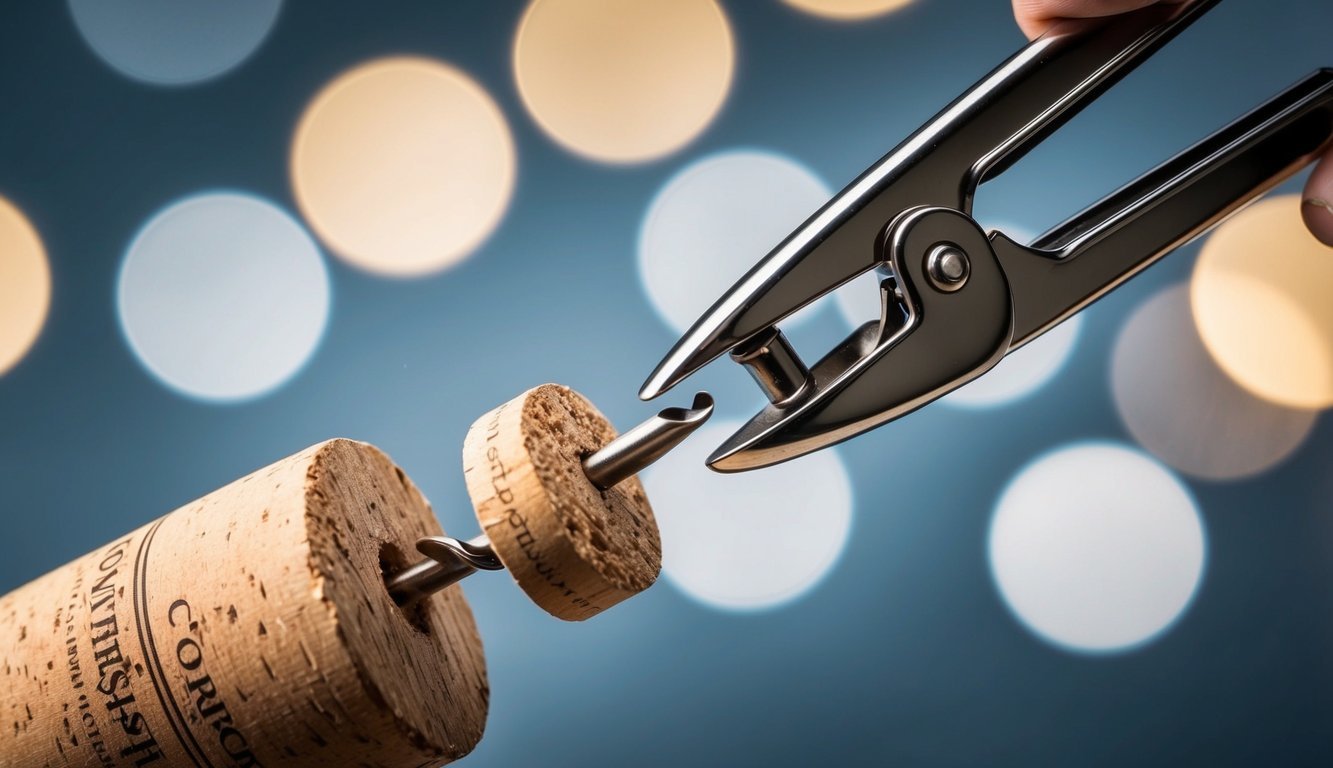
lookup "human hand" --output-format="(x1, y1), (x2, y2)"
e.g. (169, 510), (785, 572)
(1012, 0), (1333, 245)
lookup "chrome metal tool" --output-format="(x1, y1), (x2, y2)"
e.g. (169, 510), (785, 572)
(641, 0), (1333, 472)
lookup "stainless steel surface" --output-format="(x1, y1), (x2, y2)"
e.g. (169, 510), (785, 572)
(582, 391), (715, 489)
(708, 208), (1012, 471)
(996, 69), (1333, 347)
(728, 328), (811, 405)
(925, 245), (969, 292)
(640, 0), (1333, 471)
(386, 535), (501, 606)
(639, 0), (1220, 404)
(386, 392), (714, 605)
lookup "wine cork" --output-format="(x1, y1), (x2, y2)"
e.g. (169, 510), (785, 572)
(0, 439), (488, 768)
(462, 384), (661, 622)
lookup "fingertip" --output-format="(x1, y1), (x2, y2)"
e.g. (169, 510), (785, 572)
(1018, 21), (1049, 40)
(1301, 197), (1333, 247)
(1302, 157), (1333, 246)
(1012, 0), (1046, 40)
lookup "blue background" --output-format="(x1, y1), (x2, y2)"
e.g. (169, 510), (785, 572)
(1, 1), (1331, 765)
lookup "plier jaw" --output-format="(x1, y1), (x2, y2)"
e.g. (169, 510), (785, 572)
(704, 206), (1015, 472)
(641, 0), (1333, 471)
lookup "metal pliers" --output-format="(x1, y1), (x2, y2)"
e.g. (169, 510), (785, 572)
(639, 0), (1333, 472)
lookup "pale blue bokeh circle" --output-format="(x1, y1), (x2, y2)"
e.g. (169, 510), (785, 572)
(643, 420), (854, 612)
(117, 191), (330, 402)
(639, 149), (831, 334)
(988, 442), (1207, 655)
(69, 0), (283, 86)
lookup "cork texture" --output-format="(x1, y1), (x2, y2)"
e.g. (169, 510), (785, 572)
(463, 384), (661, 621)
(0, 439), (488, 768)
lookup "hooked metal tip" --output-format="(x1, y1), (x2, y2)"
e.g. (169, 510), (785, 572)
(386, 535), (501, 607)
(417, 536), (503, 571)
(582, 391), (714, 489)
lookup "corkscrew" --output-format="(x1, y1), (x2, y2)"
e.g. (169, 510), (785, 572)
(384, 391), (714, 606)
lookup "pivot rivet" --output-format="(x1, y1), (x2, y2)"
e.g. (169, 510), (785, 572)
(926, 244), (970, 292)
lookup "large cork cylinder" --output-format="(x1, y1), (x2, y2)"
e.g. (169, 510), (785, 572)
(0, 439), (488, 768)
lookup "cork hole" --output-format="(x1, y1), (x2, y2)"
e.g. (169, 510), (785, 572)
(378, 542), (433, 636)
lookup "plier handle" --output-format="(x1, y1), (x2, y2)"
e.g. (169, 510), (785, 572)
(640, 0), (1333, 472)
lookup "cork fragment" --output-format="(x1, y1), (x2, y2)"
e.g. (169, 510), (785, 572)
(463, 384), (662, 621)
(0, 439), (488, 768)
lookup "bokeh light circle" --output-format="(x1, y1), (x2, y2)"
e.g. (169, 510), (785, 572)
(69, 0), (282, 86)
(513, 0), (734, 163)
(117, 192), (329, 402)
(1192, 194), (1333, 408)
(640, 150), (831, 334)
(783, 0), (914, 21)
(832, 269), (888, 332)
(834, 223), (1078, 408)
(0, 197), (51, 376)
(1113, 284), (1316, 480)
(292, 57), (515, 277)
(989, 443), (1206, 654)
(642, 421), (853, 611)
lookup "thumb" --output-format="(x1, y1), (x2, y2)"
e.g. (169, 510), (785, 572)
(1302, 150), (1333, 246)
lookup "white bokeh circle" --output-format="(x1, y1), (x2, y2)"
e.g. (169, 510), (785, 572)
(69, 0), (282, 86)
(1113, 284), (1316, 480)
(642, 420), (853, 611)
(117, 191), (330, 402)
(989, 442), (1206, 654)
(639, 150), (831, 334)
(831, 269), (888, 332)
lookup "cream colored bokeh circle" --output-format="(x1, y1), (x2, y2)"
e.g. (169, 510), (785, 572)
(513, 0), (734, 163)
(0, 196), (51, 376)
(1114, 284), (1316, 480)
(1192, 195), (1333, 408)
(292, 57), (515, 277)
(783, 0), (914, 21)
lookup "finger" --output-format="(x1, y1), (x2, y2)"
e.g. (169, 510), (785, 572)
(1302, 150), (1333, 246)
(1012, 0), (1168, 39)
